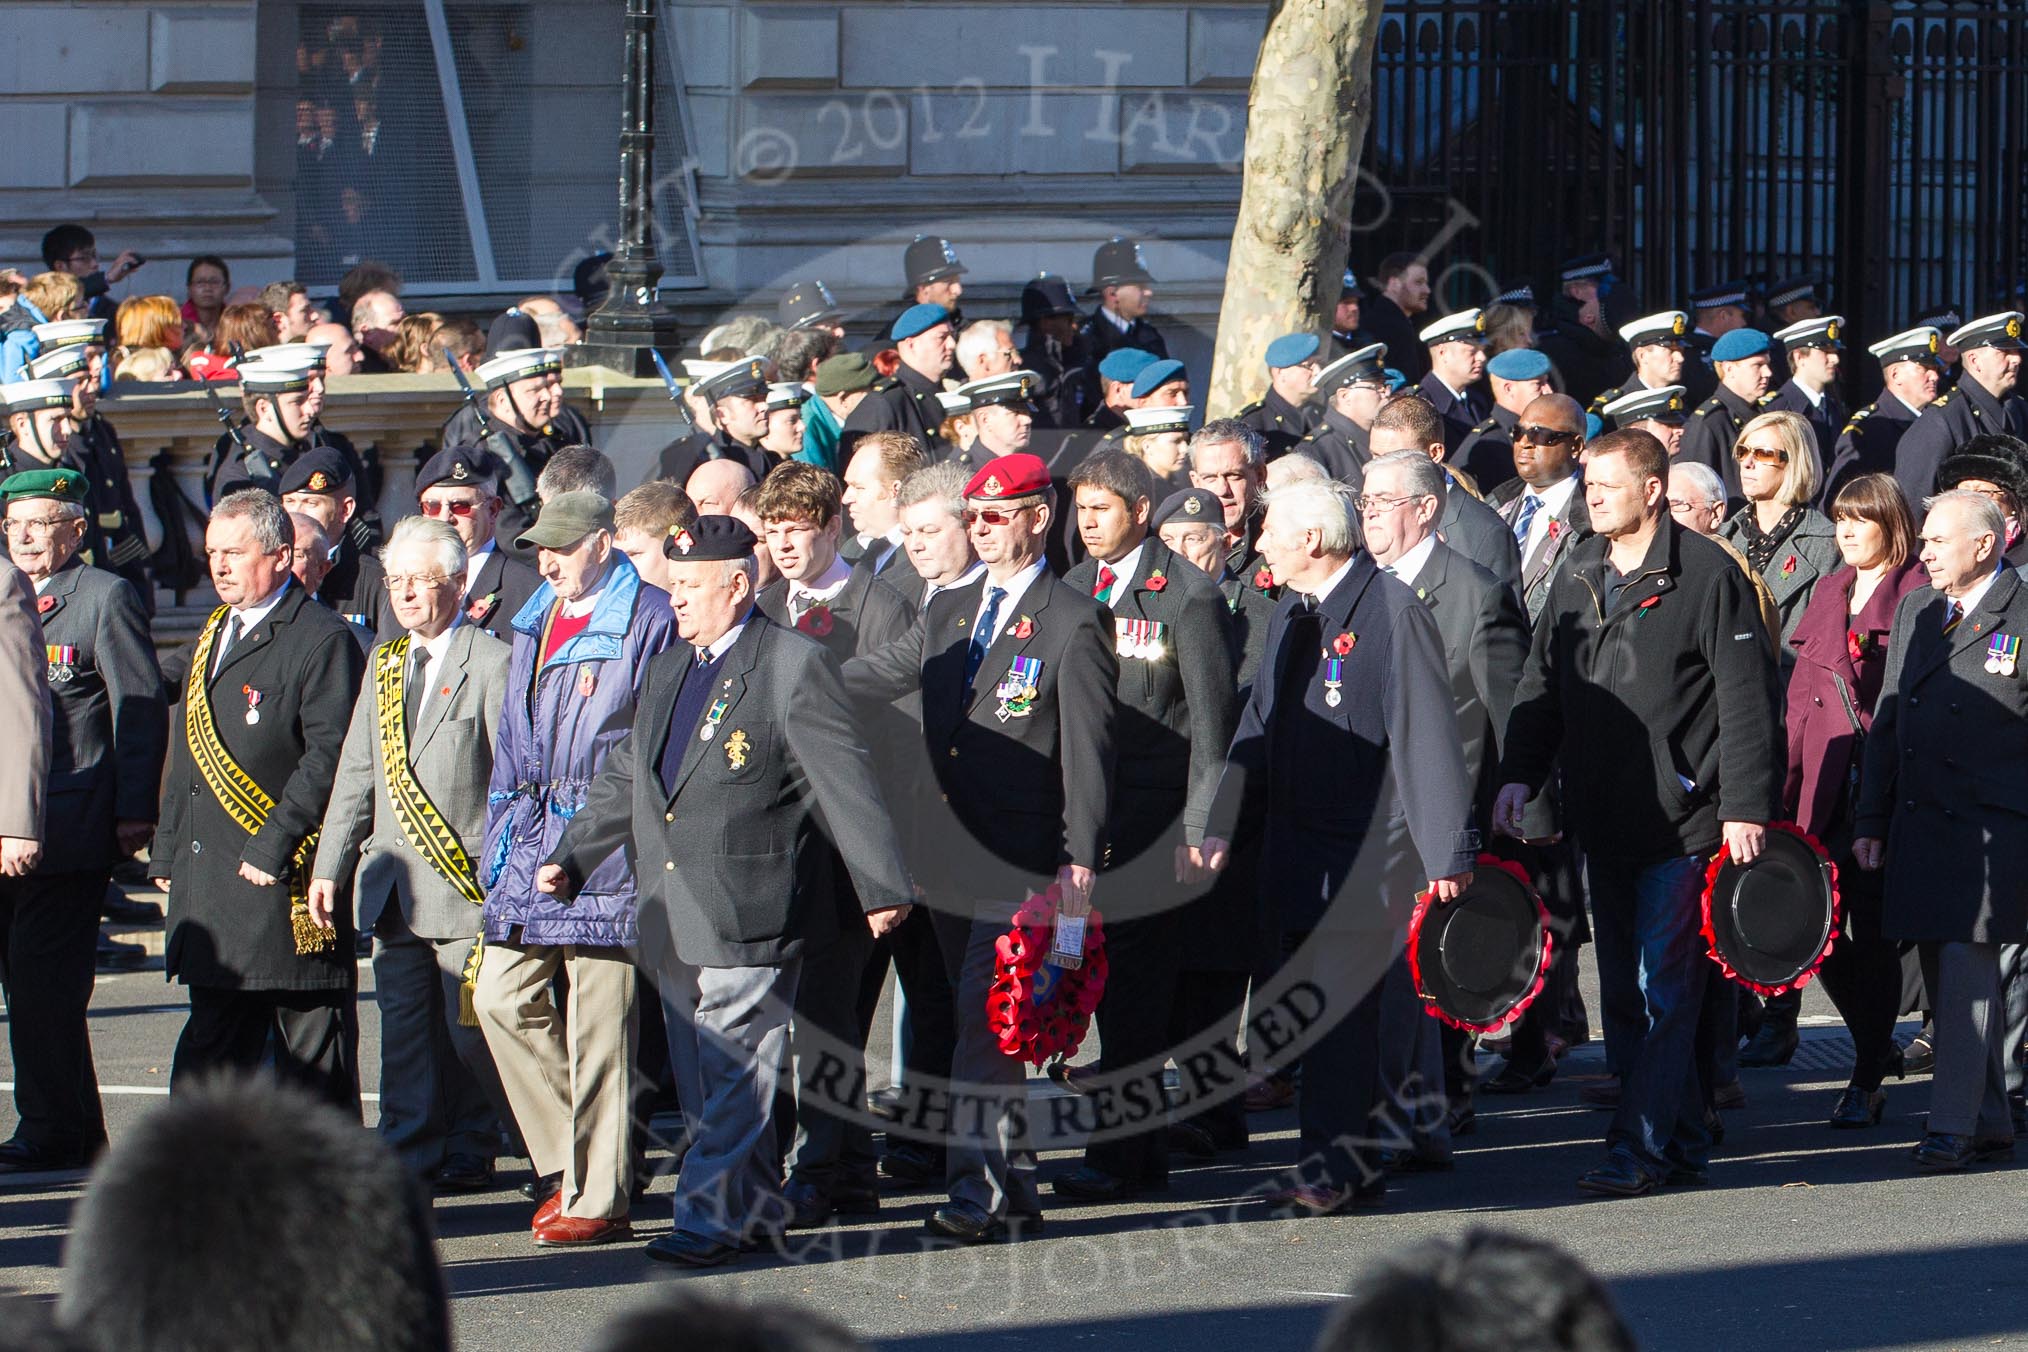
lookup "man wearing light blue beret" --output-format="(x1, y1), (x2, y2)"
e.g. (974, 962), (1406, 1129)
(1679, 327), (1774, 501)
(1236, 333), (1322, 458)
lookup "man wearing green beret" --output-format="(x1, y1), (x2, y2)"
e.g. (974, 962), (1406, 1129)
(0, 468), (166, 1171)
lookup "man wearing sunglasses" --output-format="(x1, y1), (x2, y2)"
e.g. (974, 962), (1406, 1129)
(843, 451), (1117, 1244)
(1457, 348), (1556, 495)
(1680, 327), (1775, 503)
(415, 446), (540, 640)
(1488, 395), (1591, 621)
(1298, 342), (1389, 485)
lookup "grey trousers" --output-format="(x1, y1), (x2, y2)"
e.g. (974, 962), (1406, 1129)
(372, 906), (515, 1174)
(1922, 942), (2014, 1138)
(944, 911), (1040, 1221)
(664, 957), (801, 1245)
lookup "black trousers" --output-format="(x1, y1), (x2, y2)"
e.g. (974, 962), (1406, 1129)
(1167, 968), (1249, 1148)
(172, 982), (361, 1116)
(1814, 861), (1907, 1092)
(1083, 913), (1182, 1184)
(0, 871), (107, 1155)
(783, 919), (880, 1194)
(1497, 836), (1588, 1068)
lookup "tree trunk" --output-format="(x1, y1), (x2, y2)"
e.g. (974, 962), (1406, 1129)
(1207, 0), (1386, 418)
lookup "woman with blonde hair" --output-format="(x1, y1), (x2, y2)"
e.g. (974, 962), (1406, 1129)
(0, 270), (85, 381)
(1719, 408), (1839, 652)
(1121, 404), (1193, 491)
(389, 311), (447, 373)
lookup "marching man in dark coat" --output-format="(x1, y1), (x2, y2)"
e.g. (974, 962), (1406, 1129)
(149, 489), (367, 1111)
(542, 515), (914, 1267)
(0, 468), (165, 1172)
(1496, 429), (1782, 1197)
(843, 451), (1118, 1243)
(1057, 449), (1238, 1201)
(1856, 489), (2028, 1170)
(1201, 476), (1478, 1214)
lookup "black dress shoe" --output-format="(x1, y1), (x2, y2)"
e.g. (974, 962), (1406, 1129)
(433, 1153), (495, 1193)
(925, 1202), (1015, 1243)
(1661, 1162), (1710, 1188)
(95, 931), (146, 971)
(1828, 1085), (1886, 1129)
(1051, 1166), (1141, 1203)
(1578, 1079), (1620, 1109)
(1166, 1121), (1217, 1158)
(1739, 1018), (1799, 1068)
(1913, 1132), (2014, 1172)
(878, 1143), (941, 1185)
(101, 893), (162, 924)
(1712, 1079), (1748, 1111)
(1576, 1153), (1658, 1197)
(783, 1179), (835, 1230)
(0, 1139), (87, 1173)
(645, 1229), (742, 1267)
(1377, 1146), (1455, 1173)
(519, 1171), (561, 1204)
(1902, 1031), (1935, 1076)
(1480, 1057), (1556, 1095)
(1445, 1104), (1477, 1137)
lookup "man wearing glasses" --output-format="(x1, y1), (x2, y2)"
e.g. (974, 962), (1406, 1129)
(415, 447), (540, 639)
(844, 451), (1117, 1243)
(39, 225), (142, 324)
(310, 516), (515, 1196)
(1237, 333), (1323, 460)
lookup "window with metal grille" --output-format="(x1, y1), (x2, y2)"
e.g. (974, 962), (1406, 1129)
(292, 0), (702, 294)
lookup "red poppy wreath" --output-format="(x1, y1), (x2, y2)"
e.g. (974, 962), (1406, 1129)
(984, 885), (1109, 1066)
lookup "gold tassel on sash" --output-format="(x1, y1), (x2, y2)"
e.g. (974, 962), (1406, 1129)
(375, 638), (490, 1025)
(184, 608), (334, 956)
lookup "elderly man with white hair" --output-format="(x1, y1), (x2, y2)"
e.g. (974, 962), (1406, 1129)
(1856, 488), (2028, 1172)
(312, 516), (516, 1193)
(1202, 475), (1476, 1215)
(955, 318), (1022, 382)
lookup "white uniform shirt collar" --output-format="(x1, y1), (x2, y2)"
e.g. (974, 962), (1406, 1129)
(1385, 533), (1440, 588)
(1095, 542), (1146, 609)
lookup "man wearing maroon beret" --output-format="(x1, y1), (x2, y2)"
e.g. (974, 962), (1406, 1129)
(845, 451), (1118, 1242)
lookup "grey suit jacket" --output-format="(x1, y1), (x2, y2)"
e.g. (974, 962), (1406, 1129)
(0, 559), (50, 840)
(1411, 542), (1531, 818)
(1439, 479), (1524, 597)
(314, 624), (512, 941)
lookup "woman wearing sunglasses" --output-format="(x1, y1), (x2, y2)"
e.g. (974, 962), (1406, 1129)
(1719, 410), (1840, 657)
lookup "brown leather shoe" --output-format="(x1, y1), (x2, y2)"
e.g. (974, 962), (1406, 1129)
(531, 1192), (563, 1232)
(533, 1213), (633, 1247)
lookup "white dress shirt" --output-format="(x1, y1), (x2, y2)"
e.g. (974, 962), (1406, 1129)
(972, 559), (1046, 645)
(213, 580), (294, 675)
(1090, 543), (1145, 610)
(1517, 473), (1581, 560)
(1383, 533), (1439, 589)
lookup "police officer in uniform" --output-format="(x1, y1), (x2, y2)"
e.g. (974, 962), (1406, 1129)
(1680, 328), (1776, 502)
(1589, 311), (1697, 419)
(1076, 238), (1168, 368)
(1763, 315), (1847, 461)
(1331, 269), (1371, 352)
(1296, 343), (1390, 485)
(1456, 347), (1556, 494)
(1825, 327), (1945, 504)
(0, 469), (165, 1172)
(277, 448), (392, 637)
(893, 236), (968, 353)
(26, 323), (151, 603)
(843, 305), (954, 458)
(1237, 334), (1323, 458)
(1020, 273), (1093, 431)
(1416, 310), (1491, 454)
(778, 279), (848, 341)
(1892, 312), (2028, 509)
(1534, 255), (1627, 406)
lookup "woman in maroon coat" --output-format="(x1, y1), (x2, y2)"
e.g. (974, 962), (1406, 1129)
(1783, 473), (1928, 1128)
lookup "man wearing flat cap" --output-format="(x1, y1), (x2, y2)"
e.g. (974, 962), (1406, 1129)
(0, 468), (165, 1172)
(150, 488), (368, 1111)
(475, 490), (676, 1249)
(1894, 312), (2028, 509)
(1680, 327), (1776, 502)
(278, 447), (391, 637)
(843, 305), (954, 458)
(844, 451), (1118, 1243)
(803, 353), (879, 474)
(1456, 347), (1555, 494)
(1237, 334), (1323, 459)
(1417, 310), (1492, 455)
(414, 446), (541, 640)
(541, 514), (914, 1266)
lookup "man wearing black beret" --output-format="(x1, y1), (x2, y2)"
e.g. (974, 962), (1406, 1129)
(279, 447), (392, 637)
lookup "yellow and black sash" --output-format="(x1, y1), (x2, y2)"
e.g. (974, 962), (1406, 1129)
(184, 607), (333, 956)
(376, 636), (488, 1024)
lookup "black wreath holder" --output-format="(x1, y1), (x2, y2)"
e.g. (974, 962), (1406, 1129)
(1700, 821), (1841, 997)
(1407, 853), (1555, 1034)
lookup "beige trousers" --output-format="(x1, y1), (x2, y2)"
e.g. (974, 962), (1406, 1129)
(475, 940), (638, 1220)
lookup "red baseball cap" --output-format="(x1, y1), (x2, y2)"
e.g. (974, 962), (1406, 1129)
(963, 453), (1050, 500)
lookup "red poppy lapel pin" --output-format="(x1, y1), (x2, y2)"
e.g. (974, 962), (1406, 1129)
(1010, 615), (1035, 641)
(1332, 631), (1357, 656)
(1781, 554), (1798, 577)
(35, 595), (54, 615)
(1145, 569), (1168, 592)
(1253, 566), (1274, 591)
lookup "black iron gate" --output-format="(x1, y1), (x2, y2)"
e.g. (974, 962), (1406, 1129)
(1352, 0), (2028, 343)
